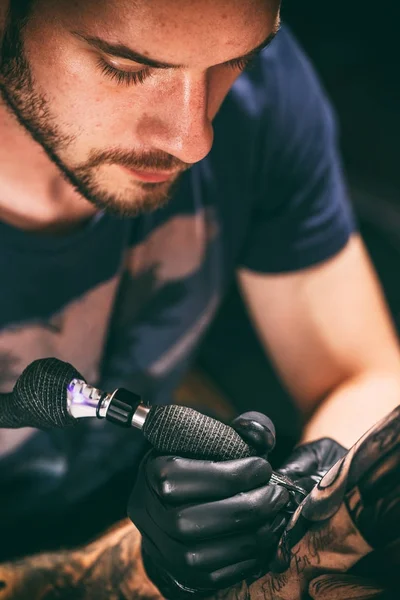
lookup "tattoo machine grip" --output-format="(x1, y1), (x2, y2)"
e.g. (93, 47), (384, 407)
(0, 360), (259, 463)
(143, 404), (256, 461)
(0, 358), (79, 429)
(0, 357), (306, 495)
(141, 405), (305, 493)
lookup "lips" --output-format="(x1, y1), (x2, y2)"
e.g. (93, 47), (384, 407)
(122, 166), (176, 183)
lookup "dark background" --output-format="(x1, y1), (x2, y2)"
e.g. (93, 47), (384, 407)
(198, 0), (400, 465)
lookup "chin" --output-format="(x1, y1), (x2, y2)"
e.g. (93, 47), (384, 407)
(70, 165), (182, 218)
(85, 185), (173, 218)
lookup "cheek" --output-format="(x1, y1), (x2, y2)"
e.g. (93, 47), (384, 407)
(23, 30), (144, 143)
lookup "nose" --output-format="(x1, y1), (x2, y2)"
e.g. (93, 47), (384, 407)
(137, 72), (214, 165)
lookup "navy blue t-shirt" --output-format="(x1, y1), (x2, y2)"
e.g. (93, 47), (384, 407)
(0, 27), (354, 526)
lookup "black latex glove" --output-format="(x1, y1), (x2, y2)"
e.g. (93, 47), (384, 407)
(128, 412), (290, 599)
(278, 438), (348, 496)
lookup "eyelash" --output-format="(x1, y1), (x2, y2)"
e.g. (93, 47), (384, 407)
(97, 55), (255, 88)
(97, 58), (152, 86)
(229, 56), (255, 72)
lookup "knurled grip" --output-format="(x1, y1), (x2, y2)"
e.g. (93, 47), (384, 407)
(142, 404), (257, 461)
(0, 358), (80, 429)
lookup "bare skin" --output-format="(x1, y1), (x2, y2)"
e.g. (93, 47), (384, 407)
(0, 406), (398, 599)
(0, 0), (279, 231)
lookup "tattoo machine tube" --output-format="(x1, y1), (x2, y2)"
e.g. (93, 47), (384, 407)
(0, 357), (306, 497)
(239, 404), (400, 600)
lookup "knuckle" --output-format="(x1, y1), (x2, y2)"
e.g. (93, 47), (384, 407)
(148, 456), (178, 499)
(173, 511), (193, 539)
(149, 469), (173, 499)
(208, 570), (226, 588)
(183, 550), (200, 569)
(158, 478), (174, 499)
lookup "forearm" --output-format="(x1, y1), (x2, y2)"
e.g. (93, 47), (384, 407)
(301, 369), (400, 447)
(0, 520), (163, 600)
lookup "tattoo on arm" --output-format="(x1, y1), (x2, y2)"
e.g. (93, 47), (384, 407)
(209, 405), (400, 600)
(0, 520), (163, 600)
(1, 407), (399, 600)
(212, 581), (251, 600)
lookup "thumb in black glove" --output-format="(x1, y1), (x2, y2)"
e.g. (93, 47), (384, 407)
(128, 411), (290, 599)
(230, 411), (276, 458)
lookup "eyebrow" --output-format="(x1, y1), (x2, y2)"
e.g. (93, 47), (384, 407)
(72, 25), (280, 70)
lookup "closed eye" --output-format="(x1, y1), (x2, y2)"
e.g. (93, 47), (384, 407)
(97, 51), (259, 88)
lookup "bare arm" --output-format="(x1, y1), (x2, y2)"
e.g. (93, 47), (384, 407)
(239, 235), (400, 447)
(0, 521), (163, 600)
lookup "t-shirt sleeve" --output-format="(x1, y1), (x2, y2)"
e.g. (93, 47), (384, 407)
(238, 29), (356, 273)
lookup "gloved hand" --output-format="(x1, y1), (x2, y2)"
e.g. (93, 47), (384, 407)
(277, 438), (348, 496)
(128, 412), (290, 598)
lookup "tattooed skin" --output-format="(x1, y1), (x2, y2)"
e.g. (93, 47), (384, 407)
(0, 406), (399, 600)
(212, 405), (400, 600)
(0, 521), (163, 600)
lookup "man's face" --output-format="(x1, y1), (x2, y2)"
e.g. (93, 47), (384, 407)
(0, 0), (279, 217)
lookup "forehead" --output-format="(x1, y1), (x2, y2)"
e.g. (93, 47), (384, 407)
(40, 0), (278, 66)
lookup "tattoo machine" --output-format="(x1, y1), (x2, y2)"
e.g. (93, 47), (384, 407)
(0, 357), (307, 499)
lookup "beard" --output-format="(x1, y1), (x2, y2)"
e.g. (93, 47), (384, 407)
(0, 8), (187, 217)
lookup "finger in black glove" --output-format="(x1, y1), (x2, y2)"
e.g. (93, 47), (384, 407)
(128, 411), (290, 598)
(278, 438), (347, 494)
(230, 411), (276, 458)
